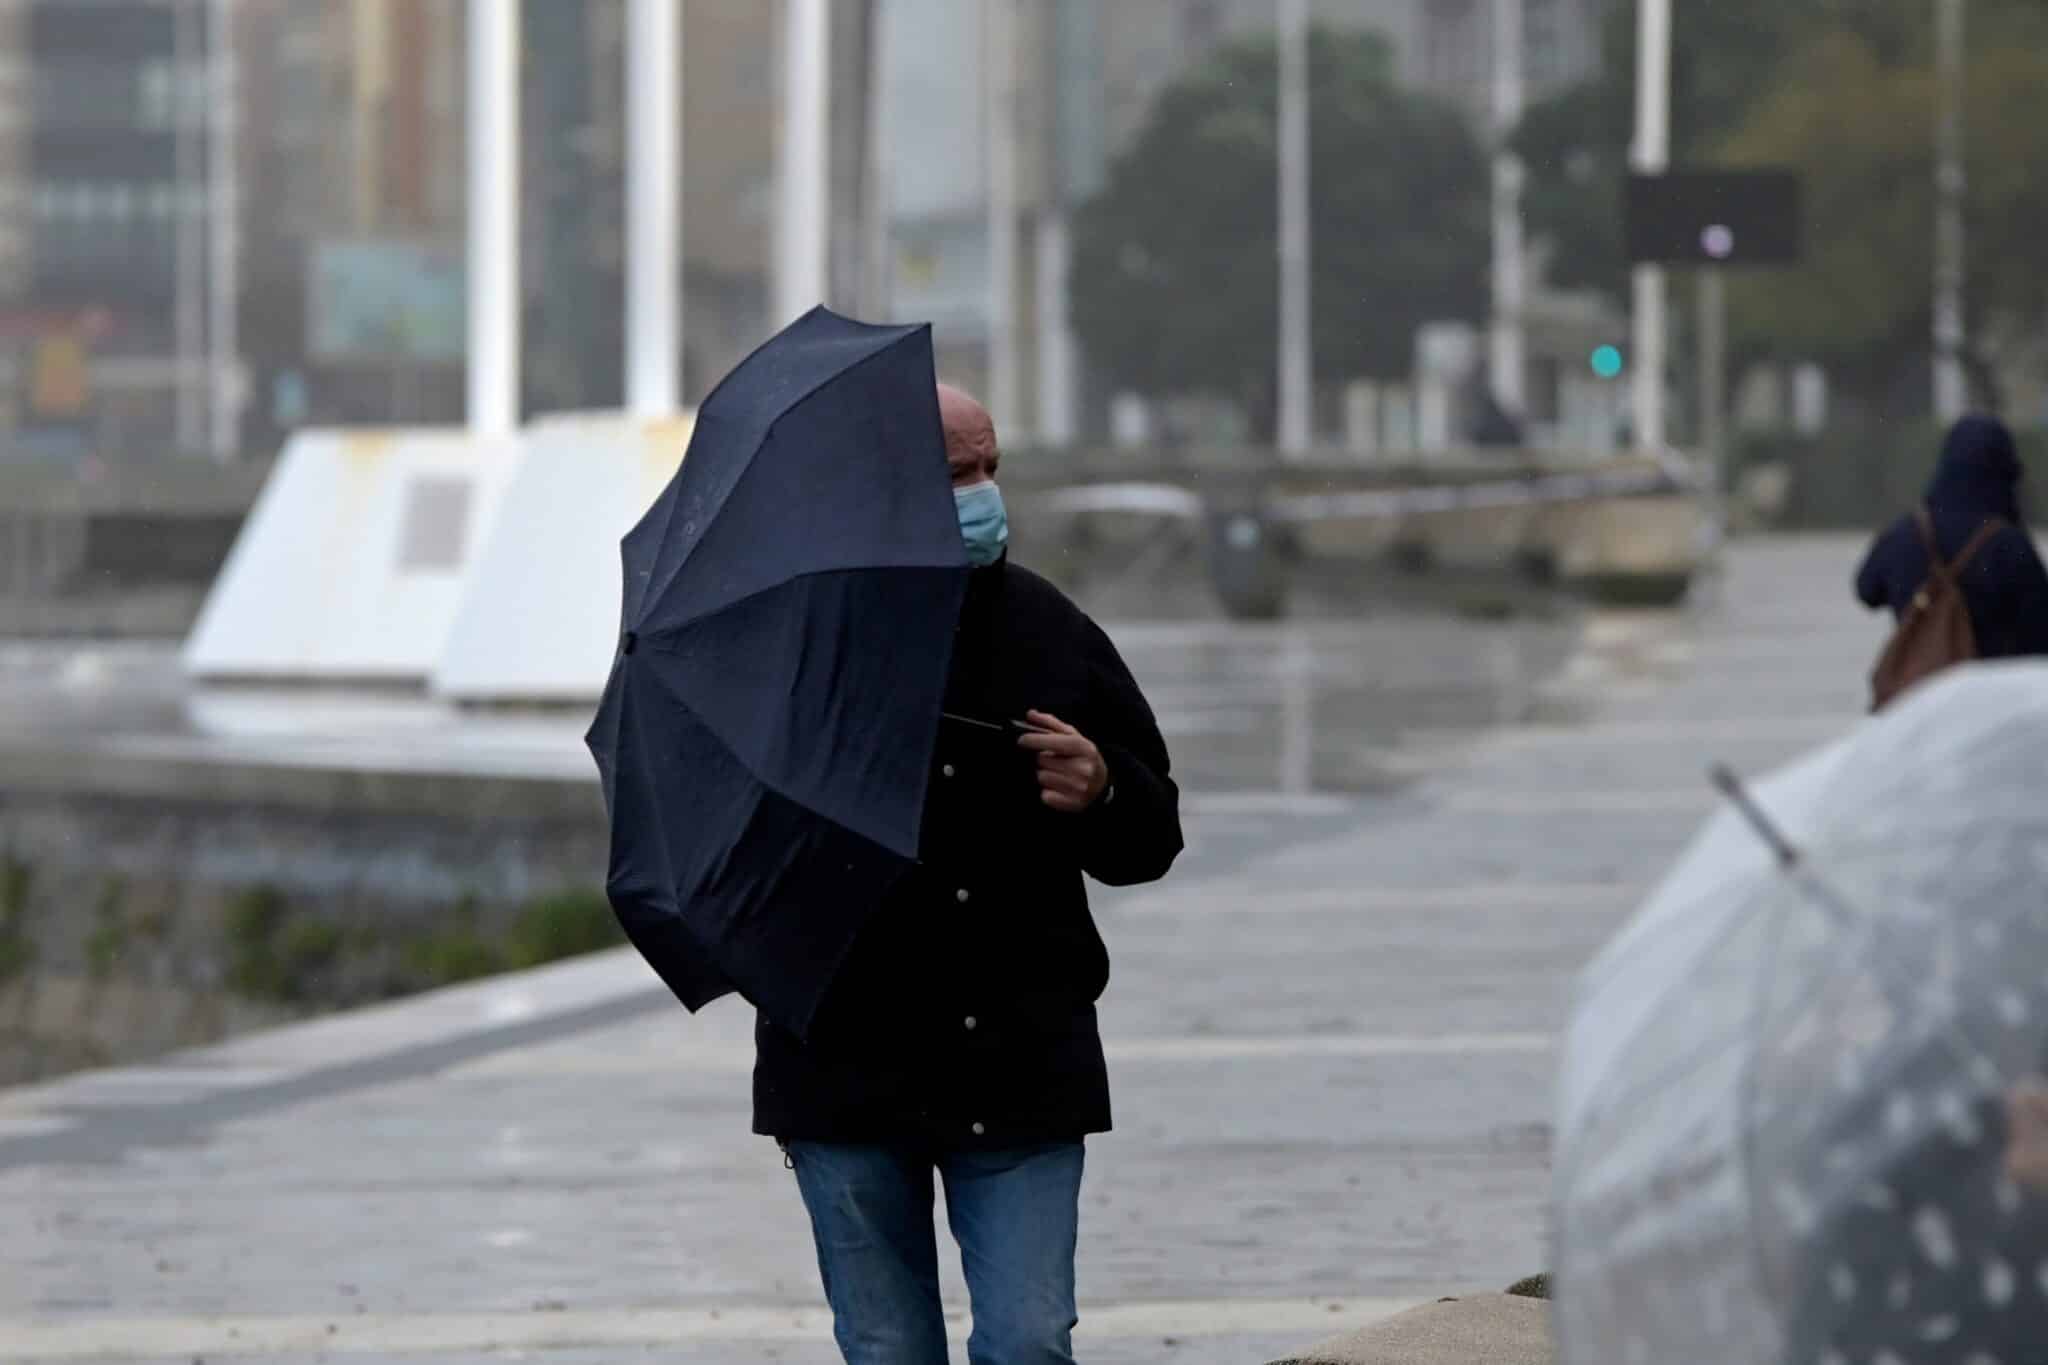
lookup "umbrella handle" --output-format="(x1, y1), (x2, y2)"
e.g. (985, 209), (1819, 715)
(1709, 763), (1801, 870)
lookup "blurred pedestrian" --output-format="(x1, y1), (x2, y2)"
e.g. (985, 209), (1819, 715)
(757, 383), (1183, 1365)
(1858, 414), (2048, 708)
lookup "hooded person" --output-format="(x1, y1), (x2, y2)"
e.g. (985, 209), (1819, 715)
(1856, 414), (2048, 660)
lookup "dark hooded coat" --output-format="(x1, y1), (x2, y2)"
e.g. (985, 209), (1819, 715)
(1856, 416), (2048, 659)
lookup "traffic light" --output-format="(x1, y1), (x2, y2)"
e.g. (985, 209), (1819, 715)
(1591, 345), (1625, 380)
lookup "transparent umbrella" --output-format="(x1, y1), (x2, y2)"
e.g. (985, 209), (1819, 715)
(1554, 662), (2048, 1365)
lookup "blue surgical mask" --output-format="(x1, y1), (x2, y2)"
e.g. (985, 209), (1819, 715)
(954, 482), (1009, 568)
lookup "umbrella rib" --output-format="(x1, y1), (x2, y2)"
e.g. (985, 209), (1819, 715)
(1569, 853), (2011, 1139)
(1556, 874), (1790, 1191)
(636, 559), (967, 647)
(629, 630), (916, 863)
(1782, 866), (2007, 1092)
(616, 668), (696, 947)
(638, 326), (940, 618)
(1736, 854), (1802, 1316)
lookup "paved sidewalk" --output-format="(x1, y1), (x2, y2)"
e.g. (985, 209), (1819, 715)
(0, 538), (1881, 1364)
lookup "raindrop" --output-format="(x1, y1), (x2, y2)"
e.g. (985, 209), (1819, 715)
(1861, 1183), (1900, 1212)
(1996, 989), (2029, 1027)
(1886, 1094), (1917, 1136)
(1985, 1257), (2017, 1306)
(1888, 1271), (1914, 1310)
(1938, 1091), (1984, 1145)
(1919, 1314), (1961, 1342)
(1997, 1177), (2024, 1215)
(2037, 1261), (2048, 1298)
(1828, 1263), (1857, 1302)
(1774, 1182), (1817, 1235)
(1915, 1206), (1960, 1269)
(1874, 1351), (1909, 1365)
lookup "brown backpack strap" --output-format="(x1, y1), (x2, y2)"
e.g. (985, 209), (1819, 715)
(1949, 517), (2007, 578)
(1914, 505), (2006, 589)
(1913, 506), (1948, 590)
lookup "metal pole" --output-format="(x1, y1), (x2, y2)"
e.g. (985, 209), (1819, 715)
(626, 0), (681, 416)
(1699, 268), (1726, 552)
(1630, 0), (1671, 452)
(1933, 0), (1968, 420)
(774, 0), (831, 326)
(466, 0), (520, 435)
(1276, 0), (1312, 457)
(985, 0), (1022, 440)
(1488, 0), (1526, 418)
(1036, 213), (1077, 446)
(208, 0), (239, 460)
(860, 0), (892, 318)
(174, 0), (205, 453)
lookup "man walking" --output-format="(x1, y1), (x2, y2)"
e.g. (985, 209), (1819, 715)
(752, 383), (1183, 1364)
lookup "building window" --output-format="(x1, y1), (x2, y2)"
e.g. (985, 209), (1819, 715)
(136, 58), (207, 131)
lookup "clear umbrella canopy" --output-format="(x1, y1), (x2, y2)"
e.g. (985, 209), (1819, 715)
(1555, 663), (2048, 1365)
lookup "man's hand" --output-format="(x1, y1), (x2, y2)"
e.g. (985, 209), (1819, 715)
(1018, 710), (1109, 814)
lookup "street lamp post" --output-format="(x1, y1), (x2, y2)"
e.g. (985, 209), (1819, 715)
(626, 0), (682, 417)
(775, 0), (831, 327)
(1488, 0), (1526, 419)
(174, 0), (205, 453)
(208, 0), (240, 460)
(1276, 0), (1312, 457)
(1629, 0), (1671, 452)
(985, 0), (1022, 441)
(1932, 0), (1968, 420)
(466, 0), (519, 436)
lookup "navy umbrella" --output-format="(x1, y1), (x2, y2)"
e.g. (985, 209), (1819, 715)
(586, 307), (969, 1038)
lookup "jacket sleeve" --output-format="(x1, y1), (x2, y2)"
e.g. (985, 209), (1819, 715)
(1073, 619), (1183, 887)
(2001, 532), (2048, 656)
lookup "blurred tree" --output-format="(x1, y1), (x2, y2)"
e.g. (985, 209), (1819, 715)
(1720, 9), (2048, 413)
(1513, 1), (1921, 300)
(1069, 30), (1487, 435)
(1517, 1), (2048, 414)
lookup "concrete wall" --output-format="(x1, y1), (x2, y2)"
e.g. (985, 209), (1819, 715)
(0, 743), (611, 1084)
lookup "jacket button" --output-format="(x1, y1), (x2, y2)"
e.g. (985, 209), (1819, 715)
(942, 764), (956, 778)
(955, 888), (970, 904)
(971, 1122), (986, 1136)
(964, 1016), (978, 1031)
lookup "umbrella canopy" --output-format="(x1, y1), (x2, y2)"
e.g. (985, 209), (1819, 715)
(1554, 661), (2048, 1364)
(585, 307), (968, 1037)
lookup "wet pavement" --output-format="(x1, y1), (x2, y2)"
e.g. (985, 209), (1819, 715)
(0, 538), (1883, 1363)
(0, 554), (1580, 802)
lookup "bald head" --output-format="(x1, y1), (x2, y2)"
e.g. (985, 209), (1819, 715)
(937, 383), (1000, 486)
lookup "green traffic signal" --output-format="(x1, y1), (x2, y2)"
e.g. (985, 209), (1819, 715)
(1591, 345), (1625, 380)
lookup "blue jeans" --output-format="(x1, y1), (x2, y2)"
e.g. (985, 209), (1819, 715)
(787, 1141), (1085, 1365)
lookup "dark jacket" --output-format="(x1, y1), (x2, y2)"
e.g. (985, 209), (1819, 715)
(752, 558), (1182, 1147)
(1856, 415), (2048, 659)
